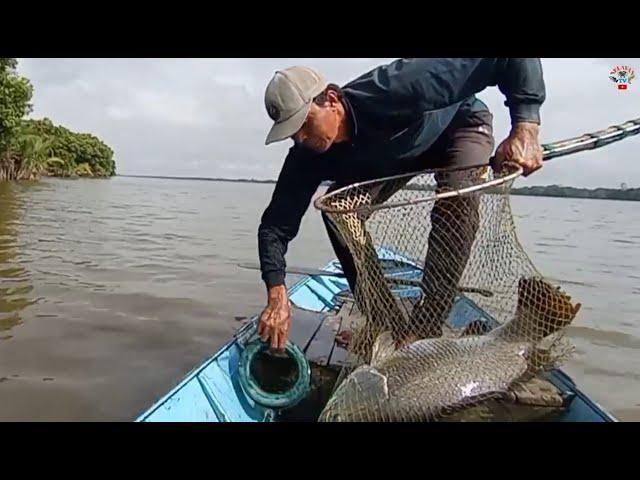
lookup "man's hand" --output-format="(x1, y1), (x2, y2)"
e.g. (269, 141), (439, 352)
(494, 122), (544, 177)
(257, 284), (291, 351)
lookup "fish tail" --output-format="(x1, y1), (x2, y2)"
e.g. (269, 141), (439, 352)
(495, 277), (582, 342)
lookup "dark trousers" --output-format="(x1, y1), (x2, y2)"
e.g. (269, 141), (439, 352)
(322, 111), (495, 338)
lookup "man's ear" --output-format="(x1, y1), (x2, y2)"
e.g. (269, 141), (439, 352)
(326, 88), (341, 106)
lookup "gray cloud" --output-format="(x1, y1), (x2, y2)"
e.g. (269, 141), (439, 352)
(17, 58), (640, 187)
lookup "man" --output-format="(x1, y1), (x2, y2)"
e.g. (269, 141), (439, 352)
(257, 58), (545, 351)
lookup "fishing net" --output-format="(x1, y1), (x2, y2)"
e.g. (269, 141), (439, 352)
(313, 162), (582, 422)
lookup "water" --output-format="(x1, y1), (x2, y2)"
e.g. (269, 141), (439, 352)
(0, 177), (638, 421)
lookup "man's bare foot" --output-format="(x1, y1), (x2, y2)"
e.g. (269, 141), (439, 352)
(335, 330), (353, 348)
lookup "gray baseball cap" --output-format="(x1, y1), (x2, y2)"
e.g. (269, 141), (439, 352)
(264, 66), (328, 145)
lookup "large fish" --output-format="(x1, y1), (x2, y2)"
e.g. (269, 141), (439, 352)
(318, 277), (581, 422)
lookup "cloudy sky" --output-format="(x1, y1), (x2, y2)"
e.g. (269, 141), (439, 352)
(17, 58), (639, 188)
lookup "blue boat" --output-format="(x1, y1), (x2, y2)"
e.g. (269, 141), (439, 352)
(135, 247), (617, 423)
(135, 119), (640, 422)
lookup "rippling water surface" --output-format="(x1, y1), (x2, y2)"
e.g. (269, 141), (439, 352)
(0, 177), (638, 421)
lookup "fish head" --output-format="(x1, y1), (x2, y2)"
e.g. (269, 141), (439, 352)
(318, 365), (389, 422)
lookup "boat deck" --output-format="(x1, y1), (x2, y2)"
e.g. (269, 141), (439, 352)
(136, 254), (617, 422)
(269, 306), (348, 422)
(286, 307), (349, 369)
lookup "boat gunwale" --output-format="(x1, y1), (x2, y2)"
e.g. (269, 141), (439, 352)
(134, 265), (329, 422)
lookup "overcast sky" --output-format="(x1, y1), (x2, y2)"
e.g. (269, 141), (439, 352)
(16, 58), (639, 188)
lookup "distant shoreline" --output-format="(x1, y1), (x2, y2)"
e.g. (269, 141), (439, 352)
(118, 174), (278, 184)
(510, 185), (639, 202)
(117, 175), (638, 202)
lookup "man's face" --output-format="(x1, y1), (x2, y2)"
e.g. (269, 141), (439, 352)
(292, 91), (341, 153)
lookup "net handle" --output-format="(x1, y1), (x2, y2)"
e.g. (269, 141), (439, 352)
(314, 162), (522, 215)
(314, 117), (640, 215)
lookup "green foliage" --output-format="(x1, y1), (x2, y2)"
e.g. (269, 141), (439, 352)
(0, 58), (33, 154)
(0, 58), (116, 181)
(75, 162), (94, 177)
(0, 128), (52, 181)
(22, 118), (116, 177)
(0, 58), (18, 71)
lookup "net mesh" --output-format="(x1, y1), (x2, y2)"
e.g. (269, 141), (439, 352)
(313, 162), (582, 422)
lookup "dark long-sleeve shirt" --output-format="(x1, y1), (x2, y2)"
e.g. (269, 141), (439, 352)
(258, 58), (546, 288)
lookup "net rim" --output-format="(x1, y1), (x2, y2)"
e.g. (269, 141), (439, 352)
(313, 162), (523, 215)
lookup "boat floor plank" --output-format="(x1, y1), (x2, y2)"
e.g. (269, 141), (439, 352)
(305, 313), (343, 366)
(327, 303), (362, 368)
(287, 307), (327, 352)
(327, 316), (350, 368)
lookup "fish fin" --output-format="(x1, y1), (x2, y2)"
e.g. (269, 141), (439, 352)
(370, 331), (396, 367)
(573, 303), (582, 316)
(460, 319), (491, 337)
(525, 342), (575, 373)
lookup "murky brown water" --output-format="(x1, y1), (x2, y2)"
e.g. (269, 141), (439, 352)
(0, 177), (638, 421)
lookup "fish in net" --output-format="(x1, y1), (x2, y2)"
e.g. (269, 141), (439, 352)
(312, 162), (582, 422)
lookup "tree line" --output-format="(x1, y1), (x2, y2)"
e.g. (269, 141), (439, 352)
(0, 58), (116, 181)
(511, 185), (640, 201)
